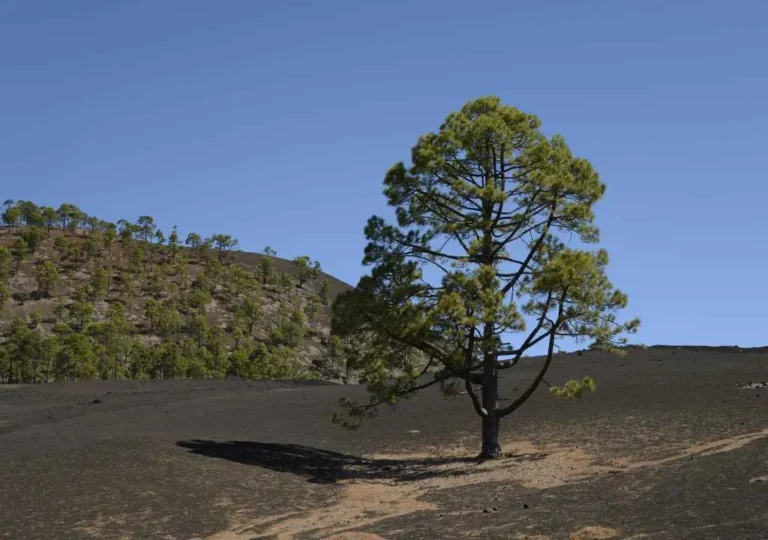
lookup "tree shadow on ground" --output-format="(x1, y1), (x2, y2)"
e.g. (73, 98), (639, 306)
(176, 440), (548, 484)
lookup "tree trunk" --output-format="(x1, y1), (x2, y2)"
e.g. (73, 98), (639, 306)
(480, 321), (501, 459)
(481, 413), (502, 459)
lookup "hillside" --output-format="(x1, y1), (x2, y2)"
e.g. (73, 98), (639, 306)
(0, 200), (353, 384)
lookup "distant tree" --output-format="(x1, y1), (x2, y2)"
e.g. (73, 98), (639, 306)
(4, 317), (40, 383)
(137, 216), (156, 242)
(81, 237), (102, 264)
(69, 299), (94, 331)
(188, 314), (209, 347)
(259, 257), (276, 285)
(88, 229), (105, 254)
(154, 342), (187, 379)
(185, 232), (203, 259)
(10, 237), (28, 271)
(130, 243), (147, 274)
(176, 256), (190, 291)
(90, 267), (110, 300)
(279, 272), (295, 291)
(20, 227), (44, 252)
(229, 346), (255, 378)
(147, 265), (170, 297)
(319, 279), (330, 304)
(197, 257), (222, 293)
(55, 332), (98, 381)
(103, 302), (132, 379)
(40, 207), (60, 235)
(68, 241), (84, 266)
(18, 201), (43, 227)
(85, 216), (101, 234)
(2, 205), (21, 235)
(250, 343), (306, 380)
(263, 246), (277, 256)
(0, 246), (12, 281)
(40, 336), (59, 383)
(200, 237), (213, 261)
(68, 208), (87, 235)
(181, 339), (206, 377)
(52, 297), (68, 322)
(156, 304), (184, 343)
(326, 334), (351, 380)
(57, 204), (82, 235)
(189, 287), (212, 313)
(168, 225), (179, 262)
(144, 299), (162, 332)
(236, 292), (263, 336)
(117, 218), (135, 237)
(103, 226), (117, 250)
(154, 229), (165, 246)
(331, 96), (638, 457)
(203, 325), (229, 377)
(208, 234), (239, 260)
(36, 260), (60, 296)
(293, 256), (321, 288)
(225, 265), (256, 299)
(118, 221), (138, 267)
(271, 303), (306, 348)
(64, 268), (75, 295)
(0, 283), (9, 312)
(53, 236), (71, 263)
(28, 311), (44, 329)
(304, 295), (321, 324)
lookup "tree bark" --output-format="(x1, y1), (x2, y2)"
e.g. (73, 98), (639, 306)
(480, 320), (501, 459)
(481, 413), (502, 459)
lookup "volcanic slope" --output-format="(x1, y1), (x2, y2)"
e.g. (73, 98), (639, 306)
(1, 345), (767, 539)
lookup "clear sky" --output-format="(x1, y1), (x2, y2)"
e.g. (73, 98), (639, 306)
(1, 1), (767, 348)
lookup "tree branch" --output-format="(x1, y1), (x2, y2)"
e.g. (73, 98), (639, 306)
(497, 291), (566, 417)
(462, 330), (486, 417)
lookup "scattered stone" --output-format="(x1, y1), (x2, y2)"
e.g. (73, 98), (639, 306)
(736, 381), (768, 389)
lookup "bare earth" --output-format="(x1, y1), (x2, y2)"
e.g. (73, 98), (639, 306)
(1, 347), (766, 539)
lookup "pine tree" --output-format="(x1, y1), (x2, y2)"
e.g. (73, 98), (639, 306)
(36, 261), (60, 296)
(332, 96), (638, 458)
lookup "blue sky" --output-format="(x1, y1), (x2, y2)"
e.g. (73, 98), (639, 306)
(1, 1), (767, 348)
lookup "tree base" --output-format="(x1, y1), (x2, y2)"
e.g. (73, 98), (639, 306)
(480, 415), (503, 460)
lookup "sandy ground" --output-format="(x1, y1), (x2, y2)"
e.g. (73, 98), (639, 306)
(1, 347), (767, 539)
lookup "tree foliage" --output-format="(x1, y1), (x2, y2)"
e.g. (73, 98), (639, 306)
(36, 261), (59, 296)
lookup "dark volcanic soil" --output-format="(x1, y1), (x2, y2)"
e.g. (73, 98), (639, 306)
(1, 347), (767, 539)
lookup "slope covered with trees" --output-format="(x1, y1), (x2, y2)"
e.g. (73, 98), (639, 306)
(0, 200), (351, 384)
